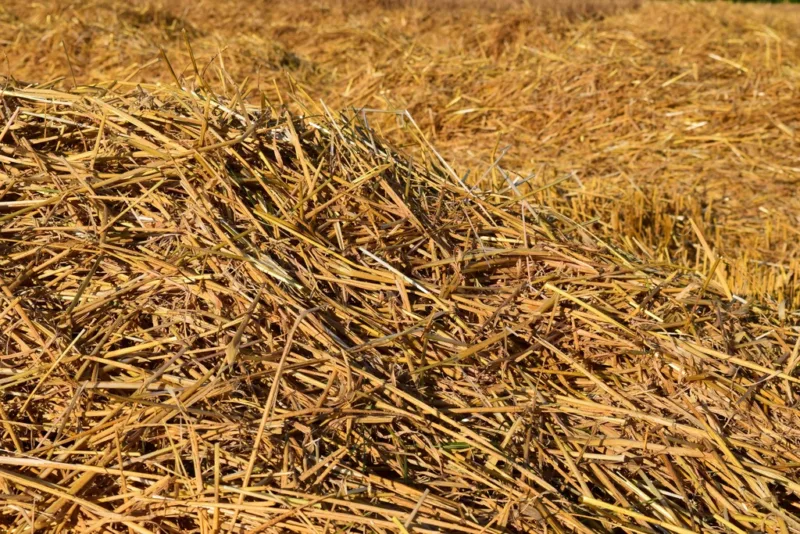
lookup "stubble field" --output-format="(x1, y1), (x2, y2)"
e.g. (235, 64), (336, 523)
(1, 1), (799, 533)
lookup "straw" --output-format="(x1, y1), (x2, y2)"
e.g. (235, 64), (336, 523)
(1, 0), (797, 306)
(1, 76), (798, 533)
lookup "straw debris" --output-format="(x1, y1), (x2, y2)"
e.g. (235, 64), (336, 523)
(1, 79), (799, 533)
(2, 0), (797, 304)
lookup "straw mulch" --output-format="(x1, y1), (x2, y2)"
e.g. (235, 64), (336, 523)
(1, 79), (799, 533)
(2, 0), (798, 305)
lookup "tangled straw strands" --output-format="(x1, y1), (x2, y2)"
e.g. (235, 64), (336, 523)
(1, 80), (800, 533)
(2, 0), (799, 304)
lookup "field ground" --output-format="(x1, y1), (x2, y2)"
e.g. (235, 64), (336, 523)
(1, 1), (800, 533)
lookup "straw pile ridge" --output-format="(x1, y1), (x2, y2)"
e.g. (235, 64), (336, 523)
(1, 79), (799, 533)
(1, 0), (798, 305)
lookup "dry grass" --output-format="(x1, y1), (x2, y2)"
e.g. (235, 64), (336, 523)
(0, 75), (799, 533)
(1, 0), (800, 533)
(1, 0), (798, 306)
(367, 0), (641, 17)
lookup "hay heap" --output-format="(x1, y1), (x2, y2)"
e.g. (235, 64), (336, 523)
(1, 80), (799, 534)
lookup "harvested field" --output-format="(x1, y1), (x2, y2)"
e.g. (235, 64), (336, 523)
(2, 0), (799, 303)
(1, 1), (800, 534)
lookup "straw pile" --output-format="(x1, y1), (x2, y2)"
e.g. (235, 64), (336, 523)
(1, 0), (798, 306)
(1, 79), (799, 533)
